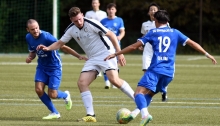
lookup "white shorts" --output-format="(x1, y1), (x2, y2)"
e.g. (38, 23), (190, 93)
(82, 53), (118, 73)
(142, 42), (153, 70)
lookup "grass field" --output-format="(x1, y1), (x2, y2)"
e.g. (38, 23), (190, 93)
(0, 54), (220, 126)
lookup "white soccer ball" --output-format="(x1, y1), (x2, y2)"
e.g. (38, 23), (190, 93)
(116, 108), (131, 124)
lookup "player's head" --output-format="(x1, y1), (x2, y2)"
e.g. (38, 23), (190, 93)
(154, 10), (170, 27)
(68, 7), (84, 28)
(91, 0), (100, 11)
(106, 3), (117, 18)
(26, 19), (40, 38)
(147, 2), (160, 21)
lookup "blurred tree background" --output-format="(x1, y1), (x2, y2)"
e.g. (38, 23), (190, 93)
(0, 0), (219, 54)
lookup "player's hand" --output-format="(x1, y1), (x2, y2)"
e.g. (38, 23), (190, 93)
(78, 56), (88, 61)
(36, 45), (49, 51)
(138, 46), (144, 51)
(26, 57), (32, 63)
(117, 54), (126, 66)
(104, 54), (116, 61)
(206, 55), (217, 64)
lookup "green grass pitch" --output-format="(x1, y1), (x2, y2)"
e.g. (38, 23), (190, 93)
(0, 54), (220, 126)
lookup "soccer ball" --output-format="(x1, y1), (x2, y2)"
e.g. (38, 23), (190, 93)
(116, 108), (131, 124)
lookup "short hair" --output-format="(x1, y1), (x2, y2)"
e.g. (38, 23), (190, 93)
(107, 3), (116, 9)
(147, 2), (160, 12)
(68, 7), (81, 18)
(154, 10), (170, 24)
(26, 19), (38, 27)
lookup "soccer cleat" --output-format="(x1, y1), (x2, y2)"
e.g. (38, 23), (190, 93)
(140, 115), (153, 126)
(42, 113), (60, 119)
(77, 115), (97, 122)
(104, 86), (110, 89)
(64, 91), (72, 110)
(121, 113), (137, 123)
(97, 72), (102, 77)
(162, 93), (168, 102)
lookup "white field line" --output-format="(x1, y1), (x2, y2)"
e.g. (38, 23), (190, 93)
(0, 98), (220, 105)
(0, 62), (219, 67)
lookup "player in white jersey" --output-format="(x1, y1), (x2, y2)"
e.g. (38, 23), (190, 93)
(140, 2), (168, 102)
(105, 10), (217, 126)
(85, 0), (107, 22)
(37, 7), (140, 123)
(85, 0), (112, 87)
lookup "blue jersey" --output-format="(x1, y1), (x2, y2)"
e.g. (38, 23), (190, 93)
(100, 16), (124, 37)
(26, 30), (61, 69)
(138, 26), (189, 77)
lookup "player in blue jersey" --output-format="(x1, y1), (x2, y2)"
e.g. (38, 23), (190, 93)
(101, 3), (125, 89)
(140, 2), (169, 102)
(105, 10), (217, 126)
(25, 19), (87, 119)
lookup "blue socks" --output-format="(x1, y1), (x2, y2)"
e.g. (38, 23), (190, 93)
(135, 93), (152, 110)
(40, 92), (59, 114)
(57, 90), (68, 99)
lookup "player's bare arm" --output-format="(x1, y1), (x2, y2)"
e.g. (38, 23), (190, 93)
(105, 30), (126, 66)
(60, 45), (88, 61)
(105, 41), (143, 61)
(37, 40), (65, 51)
(26, 52), (36, 63)
(186, 39), (217, 64)
(117, 29), (125, 41)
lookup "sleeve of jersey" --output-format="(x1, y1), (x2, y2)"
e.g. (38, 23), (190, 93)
(140, 23), (145, 35)
(60, 29), (73, 43)
(46, 32), (58, 45)
(137, 31), (151, 45)
(176, 29), (189, 46)
(119, 18), (125, 29)
(25, 35), (34, 52)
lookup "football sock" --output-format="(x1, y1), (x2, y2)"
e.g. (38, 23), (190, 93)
(57, 90), (68, 99)
(131, 108), (140, 117)
(144, 94), (152, 107)
(120, 81), (135, 100)
(141, 108), (149, 118)
(103, 73), (110, 86)
(135, 93), (147, 110)
(81, 91), (94, 115)
(40, 92), (59, 114)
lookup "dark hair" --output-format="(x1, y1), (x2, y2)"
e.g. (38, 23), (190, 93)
(107, 3), (116, 9)
(147, 2), (160, 12)
(154, 10), (170, 24)
(68, 7), (81, 18)
(26, 19), (37, 27)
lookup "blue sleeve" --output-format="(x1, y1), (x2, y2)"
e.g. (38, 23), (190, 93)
(176, 29), (189, 46)
(119, 18), (124, 29)
(45, 32), (57, 45)
(137, 30), (152, 45)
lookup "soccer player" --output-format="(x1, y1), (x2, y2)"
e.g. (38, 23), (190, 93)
(140, 2), (169, 102)
(37, 7), (140, 122)
(104, 10), (217, 126)
(85, 0), (107, 22)
(100, 3), (125, 89)
(85, 0), (112, 87)
(25, 19), (87, 119)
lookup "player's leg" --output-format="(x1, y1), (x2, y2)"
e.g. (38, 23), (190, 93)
(77, 70), (97, 122)
(47, 68), (72, 110)
(161, 86), (168, 102)
(158, 76), (173, 102)
(35, 68), (60, 119)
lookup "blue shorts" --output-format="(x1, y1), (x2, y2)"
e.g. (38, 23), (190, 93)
(138, 70), (173, 93)
(35, 68), (62, 90)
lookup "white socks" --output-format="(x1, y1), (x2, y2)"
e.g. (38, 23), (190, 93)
(119, 81), (135, 100)
(81, 91), (94, 115)
(141, 108), (149, 118)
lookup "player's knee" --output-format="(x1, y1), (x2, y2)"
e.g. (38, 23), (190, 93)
(48, 92), (57, 99)
(35, 88), (44, 97)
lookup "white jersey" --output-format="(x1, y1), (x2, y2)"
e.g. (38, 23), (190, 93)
(60, 17), (115, 59)
(140, 20), (155, 70)
(85, 10), (107, 22)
